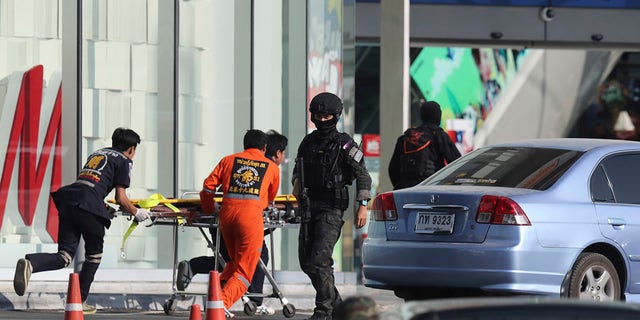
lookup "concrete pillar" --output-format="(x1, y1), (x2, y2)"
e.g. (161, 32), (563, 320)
(235, 0), (252, 137)
(62, 0), (82, 274)
(61, 0), (80, 182)
(379, 0), (410, 193)
(157, 1), (177, 197)
(280, 0), (307, 271)
(157, 0), (178, 267)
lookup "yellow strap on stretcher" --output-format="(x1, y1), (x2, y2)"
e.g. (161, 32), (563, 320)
(120, 221), (138, 259)
(120, 193), (181, 259)
(110, 194), (298, 205)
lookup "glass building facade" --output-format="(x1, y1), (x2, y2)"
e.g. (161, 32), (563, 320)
(0, 0), (357, 273)
(6, 0), (625, 277)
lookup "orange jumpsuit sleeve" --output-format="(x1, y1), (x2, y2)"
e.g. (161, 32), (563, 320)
(200, 157), (229, 213)
(203, 159), (224, 193)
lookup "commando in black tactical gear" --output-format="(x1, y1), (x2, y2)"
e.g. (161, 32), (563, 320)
(292, 92), (372, 320)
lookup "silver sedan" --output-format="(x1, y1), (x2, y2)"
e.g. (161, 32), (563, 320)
(364, 138), (640, 302)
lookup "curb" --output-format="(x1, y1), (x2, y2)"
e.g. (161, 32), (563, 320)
(0, 283), (355, 313)
(0, 270), (360, 313)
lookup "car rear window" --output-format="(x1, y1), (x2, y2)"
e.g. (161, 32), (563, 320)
(424, 147), (584, 190)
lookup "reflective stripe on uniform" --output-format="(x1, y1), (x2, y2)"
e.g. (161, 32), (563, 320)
(75, 180), (95, 188)
(225, 194), (260, 201)
(59, 250), (73, 266)
(202, 187), (216, 194)
(86, 253), (102, 264)
(238, 274), (250, 287)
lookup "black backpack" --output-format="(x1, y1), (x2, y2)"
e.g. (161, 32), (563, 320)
(395, 127), (441, 188)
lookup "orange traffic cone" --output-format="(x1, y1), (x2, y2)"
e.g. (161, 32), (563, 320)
(64, 273), (84, 320)
(190, 304), (203, 320)
(205, 271), (225, 320)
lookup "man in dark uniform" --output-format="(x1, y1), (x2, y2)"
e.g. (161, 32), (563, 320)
(13, 127), (150, 314)
(292, 92), (372, 320)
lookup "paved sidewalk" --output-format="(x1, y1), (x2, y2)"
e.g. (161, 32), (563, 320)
(0, 268), (400, 313)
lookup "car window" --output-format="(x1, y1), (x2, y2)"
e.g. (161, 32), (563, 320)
(424, 147), (583, 191)
(590, 165), (615, 203)
(601, 153), (640, 204)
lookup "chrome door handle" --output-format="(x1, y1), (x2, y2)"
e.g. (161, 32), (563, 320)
(608, 218), (626, 227)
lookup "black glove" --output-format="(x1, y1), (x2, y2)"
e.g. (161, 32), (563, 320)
(106, 204), (118, 219)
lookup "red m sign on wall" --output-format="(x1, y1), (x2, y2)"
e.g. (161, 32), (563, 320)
(0, 65), (62, 242)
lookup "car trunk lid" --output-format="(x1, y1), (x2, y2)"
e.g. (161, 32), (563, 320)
(383, 186), (532, 243)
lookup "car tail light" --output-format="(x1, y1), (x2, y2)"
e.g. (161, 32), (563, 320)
(476, 195), (531, 226)
(371, 192), (397, 221)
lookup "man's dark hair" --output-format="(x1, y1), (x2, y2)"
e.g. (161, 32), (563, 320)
(265, 130), (288, 159)
(243, 129), (268, 150)
(112, 127), (141, 152)
(333, 295), (379, 320)
(420, 101), (442, 125)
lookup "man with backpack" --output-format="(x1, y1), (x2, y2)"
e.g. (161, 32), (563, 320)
(388, 100), (461, 190)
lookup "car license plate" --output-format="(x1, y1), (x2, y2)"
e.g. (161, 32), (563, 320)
(415, 212), (454, 234)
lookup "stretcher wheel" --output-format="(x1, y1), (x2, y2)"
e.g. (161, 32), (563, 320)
(243, 300), (257, 315)
(163, 298), (177, 315)
(283, 303), (296, 318)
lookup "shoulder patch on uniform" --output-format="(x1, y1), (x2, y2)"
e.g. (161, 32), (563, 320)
(341, 135), (364, 162)
(347, 145), (363, 162)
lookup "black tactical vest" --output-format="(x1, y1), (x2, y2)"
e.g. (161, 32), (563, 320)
(301, 131), (351, 190)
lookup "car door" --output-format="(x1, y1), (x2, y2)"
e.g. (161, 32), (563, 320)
(592, 153), (640, 293)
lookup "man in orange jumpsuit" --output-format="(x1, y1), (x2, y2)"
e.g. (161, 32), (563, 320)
(199, 129), (280, 312)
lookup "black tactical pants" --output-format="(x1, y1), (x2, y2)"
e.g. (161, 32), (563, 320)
(26, 203), (106, 302)
(298, 199), (344, 315)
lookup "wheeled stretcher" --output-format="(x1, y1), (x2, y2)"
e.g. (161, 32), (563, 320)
(113, 193), (300, 317)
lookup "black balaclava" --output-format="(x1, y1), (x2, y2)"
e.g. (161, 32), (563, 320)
(420, 101), (442, 126)
(309, 92), (343, 134)
(311, 115), (339, 134)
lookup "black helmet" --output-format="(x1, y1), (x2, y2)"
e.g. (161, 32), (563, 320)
(309, 92), (343, 115)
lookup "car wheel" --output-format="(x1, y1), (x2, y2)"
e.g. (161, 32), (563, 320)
(566, 252), (620, 301)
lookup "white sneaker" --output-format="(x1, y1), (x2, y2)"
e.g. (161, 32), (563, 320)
(225, 307), (235, 318)
(255, 305), (275, 315)
(82, 301), (97, 315)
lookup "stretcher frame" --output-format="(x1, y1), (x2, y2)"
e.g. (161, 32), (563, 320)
(116, 193), (299, 317)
